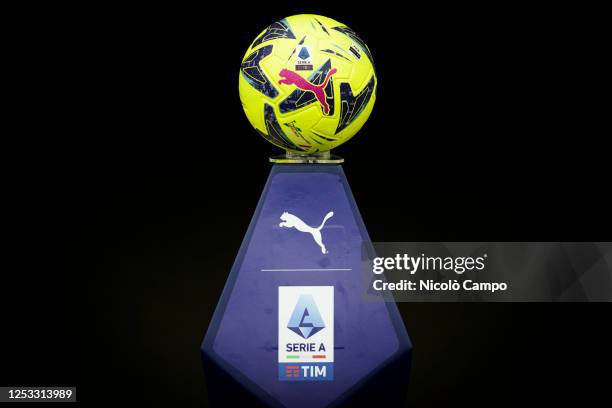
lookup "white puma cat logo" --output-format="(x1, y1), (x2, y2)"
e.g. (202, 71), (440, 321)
(279, 211), (334, 254)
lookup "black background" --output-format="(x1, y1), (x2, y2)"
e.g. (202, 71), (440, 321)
(3, 2), (610, 407)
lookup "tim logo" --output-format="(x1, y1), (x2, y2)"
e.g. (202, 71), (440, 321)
(279, 211), (334, 254)
(282, 364), (329, 380)
(278, 286), (334, 381)
(278, 68), (337, 114)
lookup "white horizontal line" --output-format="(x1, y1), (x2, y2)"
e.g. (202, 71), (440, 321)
(261, 268), (352, 272)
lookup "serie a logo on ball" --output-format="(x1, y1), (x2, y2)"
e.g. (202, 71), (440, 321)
(239, 14), (377, 153)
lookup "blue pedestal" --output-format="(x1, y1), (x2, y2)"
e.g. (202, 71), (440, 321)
(202, 164), (411, 407)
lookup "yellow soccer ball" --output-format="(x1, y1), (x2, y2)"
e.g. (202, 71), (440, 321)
(239, 14), (376, 153)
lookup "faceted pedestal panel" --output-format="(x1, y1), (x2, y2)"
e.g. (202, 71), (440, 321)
(202, 164), (411, 407)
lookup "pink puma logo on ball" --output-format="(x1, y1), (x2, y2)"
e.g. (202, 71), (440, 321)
(278, 68), (337, 114)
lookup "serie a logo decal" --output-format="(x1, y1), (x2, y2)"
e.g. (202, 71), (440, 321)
(278, 286), (334, 381)
(295, 45), (313, 71)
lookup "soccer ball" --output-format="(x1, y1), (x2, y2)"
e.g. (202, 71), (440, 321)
(239, 14), (376, 153)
